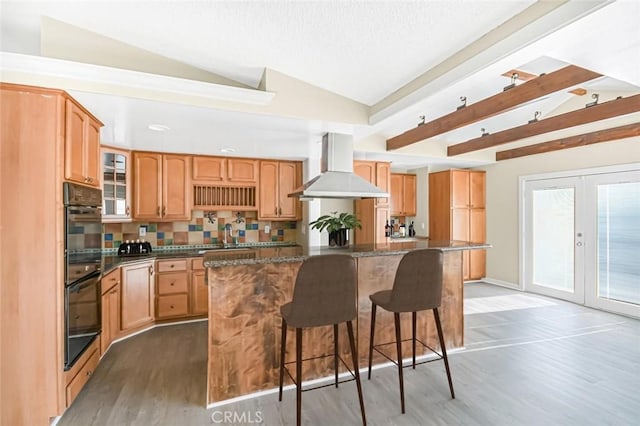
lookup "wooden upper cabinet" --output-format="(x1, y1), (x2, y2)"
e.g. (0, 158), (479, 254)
(353, 160), (391, 206)
(390, 173), (417, 216)
(376, 162), (391, 206)
(258, 160), (301, 220)
(64, 99), (102, 187)
(192, 156), (258, 184)
(102, 147), (132, 221)
(192, 156), (225, 182)
(133, 152), (190, 221)
(277, 161), (299, 219)
(227, 158), (258, 183)
(133, 152), (163, 220)
(469, 171), (486, 209)
(354, 161), (376, 183)
(162, 155), (191, 220)
(451, 170), (470, 208)
(258, 161), (278, 219)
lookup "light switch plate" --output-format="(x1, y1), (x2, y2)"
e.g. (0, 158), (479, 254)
(264, 225), (271, 233)
(139, 225), (147, 237)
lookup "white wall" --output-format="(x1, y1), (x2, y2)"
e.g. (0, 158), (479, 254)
(477, 136), (640, 286)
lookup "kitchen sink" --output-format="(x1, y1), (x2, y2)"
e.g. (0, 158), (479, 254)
(198, 248), (251, 254)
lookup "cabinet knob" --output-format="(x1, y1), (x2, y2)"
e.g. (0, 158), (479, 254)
(170, 305), (174, 309)
(170, 282), (174, 286)
(170, 264), (174, 268)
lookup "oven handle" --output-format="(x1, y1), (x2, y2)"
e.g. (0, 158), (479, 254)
(67, 206), (102, 222)
(66, 270), (102, 290)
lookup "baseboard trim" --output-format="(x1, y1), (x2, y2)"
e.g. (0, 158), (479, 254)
(483, 277), (522, 290)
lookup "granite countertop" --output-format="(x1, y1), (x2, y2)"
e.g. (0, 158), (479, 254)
(203, 240), (491, 268)
(100, 243), (300, 274)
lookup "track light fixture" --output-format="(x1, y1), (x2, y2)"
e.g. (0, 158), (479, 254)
(457, 96), (467, 110)
(586, 93), (600, 108)
(503, 72), (519, 91)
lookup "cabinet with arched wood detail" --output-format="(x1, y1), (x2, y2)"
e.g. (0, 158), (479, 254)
(64, 98), (102, 187)
(132, 152), (191, 220)
(258, 160), (301, 220)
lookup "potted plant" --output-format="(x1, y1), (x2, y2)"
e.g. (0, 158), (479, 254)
(309, 211), (362, 247)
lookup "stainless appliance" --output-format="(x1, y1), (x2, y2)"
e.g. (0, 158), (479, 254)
(289, 133), (390, 199)
(63, 182), (102, 370)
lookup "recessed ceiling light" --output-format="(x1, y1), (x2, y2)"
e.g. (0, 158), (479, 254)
(148, 124), (170, 132)
(220, 147), (236, 153)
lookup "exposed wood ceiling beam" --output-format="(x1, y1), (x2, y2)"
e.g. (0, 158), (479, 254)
(495, 123), (640, 160)
(448, 94), (640, 156)
(386, 65), (602, 151)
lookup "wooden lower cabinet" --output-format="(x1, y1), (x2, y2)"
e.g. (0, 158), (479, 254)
(191, 257), (208, 315)
(120, 260), (155, 331)
(100, 268), (121, 355)
(155, 257), (208, 319)
(157, 294), (189, 318)
(65, 338), (99, 407)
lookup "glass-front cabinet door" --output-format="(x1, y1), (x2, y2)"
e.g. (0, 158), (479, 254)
(102, 147), (131, 221)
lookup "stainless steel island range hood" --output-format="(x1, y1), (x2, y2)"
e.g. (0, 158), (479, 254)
(289, 133), (390, 199)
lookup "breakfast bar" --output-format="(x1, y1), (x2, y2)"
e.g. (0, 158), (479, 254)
(203, 240), (489, 405)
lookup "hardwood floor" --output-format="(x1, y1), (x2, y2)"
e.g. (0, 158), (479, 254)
(59, 284), (640, 425)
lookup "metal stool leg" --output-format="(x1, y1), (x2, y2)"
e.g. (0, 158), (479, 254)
(367, 303), (377, 380)
(394, 312), (405, 414)
(334, 323), (339, 388)
(434, 308), (455, 399)
(347, 320), (367, 425)
(296, 327), (303, 426)
(412, 311), (417, 369)
(278, 318), (287, 401)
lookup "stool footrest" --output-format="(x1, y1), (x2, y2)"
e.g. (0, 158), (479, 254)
(371, 337), (444, 368)
(283, 352), (357, 392)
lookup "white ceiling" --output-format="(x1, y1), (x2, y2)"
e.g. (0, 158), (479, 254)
(1, 0), (639, 170)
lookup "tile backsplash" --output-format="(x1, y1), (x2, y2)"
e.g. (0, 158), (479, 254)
(103, 210), (297, 249)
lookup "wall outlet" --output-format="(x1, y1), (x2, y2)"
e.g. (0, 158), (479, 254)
(421, 223), (425, 230)
(139, 225), (147, 237)
(264, 225), (271, 233)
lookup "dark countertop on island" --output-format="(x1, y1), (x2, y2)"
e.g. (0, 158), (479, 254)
(203, 240), (491, 268)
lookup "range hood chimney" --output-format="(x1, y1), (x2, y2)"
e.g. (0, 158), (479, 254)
(289, 133), (390, 200)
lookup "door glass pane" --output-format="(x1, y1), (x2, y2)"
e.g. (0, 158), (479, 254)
(597, 182), (640, 305)
(532, 188), (575, 291)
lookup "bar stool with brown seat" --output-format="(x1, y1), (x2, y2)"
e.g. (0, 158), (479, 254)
(367, 248), (455, 414)
(278, 254), (366, 426)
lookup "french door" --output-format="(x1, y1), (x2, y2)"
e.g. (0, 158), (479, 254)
(523, 169), (640, 318)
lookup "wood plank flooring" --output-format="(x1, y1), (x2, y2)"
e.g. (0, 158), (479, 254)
(58, 284), (640, 425)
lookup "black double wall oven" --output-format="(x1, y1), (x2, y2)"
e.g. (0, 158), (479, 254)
(64, 182), (102, 370)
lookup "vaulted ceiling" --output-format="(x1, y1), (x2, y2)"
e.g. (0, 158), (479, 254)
(1, 0), (638, 170)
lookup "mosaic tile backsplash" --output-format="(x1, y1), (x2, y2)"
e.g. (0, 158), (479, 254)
(102, 210), (297, 249)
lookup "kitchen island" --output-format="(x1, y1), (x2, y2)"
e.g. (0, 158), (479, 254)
(203, 240), (489, 405)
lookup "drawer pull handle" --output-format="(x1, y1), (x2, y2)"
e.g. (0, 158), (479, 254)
(170, 265), (174, 268)
(170, 305), (174, 309)
(170, 282), (174, 286)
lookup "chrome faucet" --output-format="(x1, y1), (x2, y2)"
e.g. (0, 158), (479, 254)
(224, 223), (236, 247)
